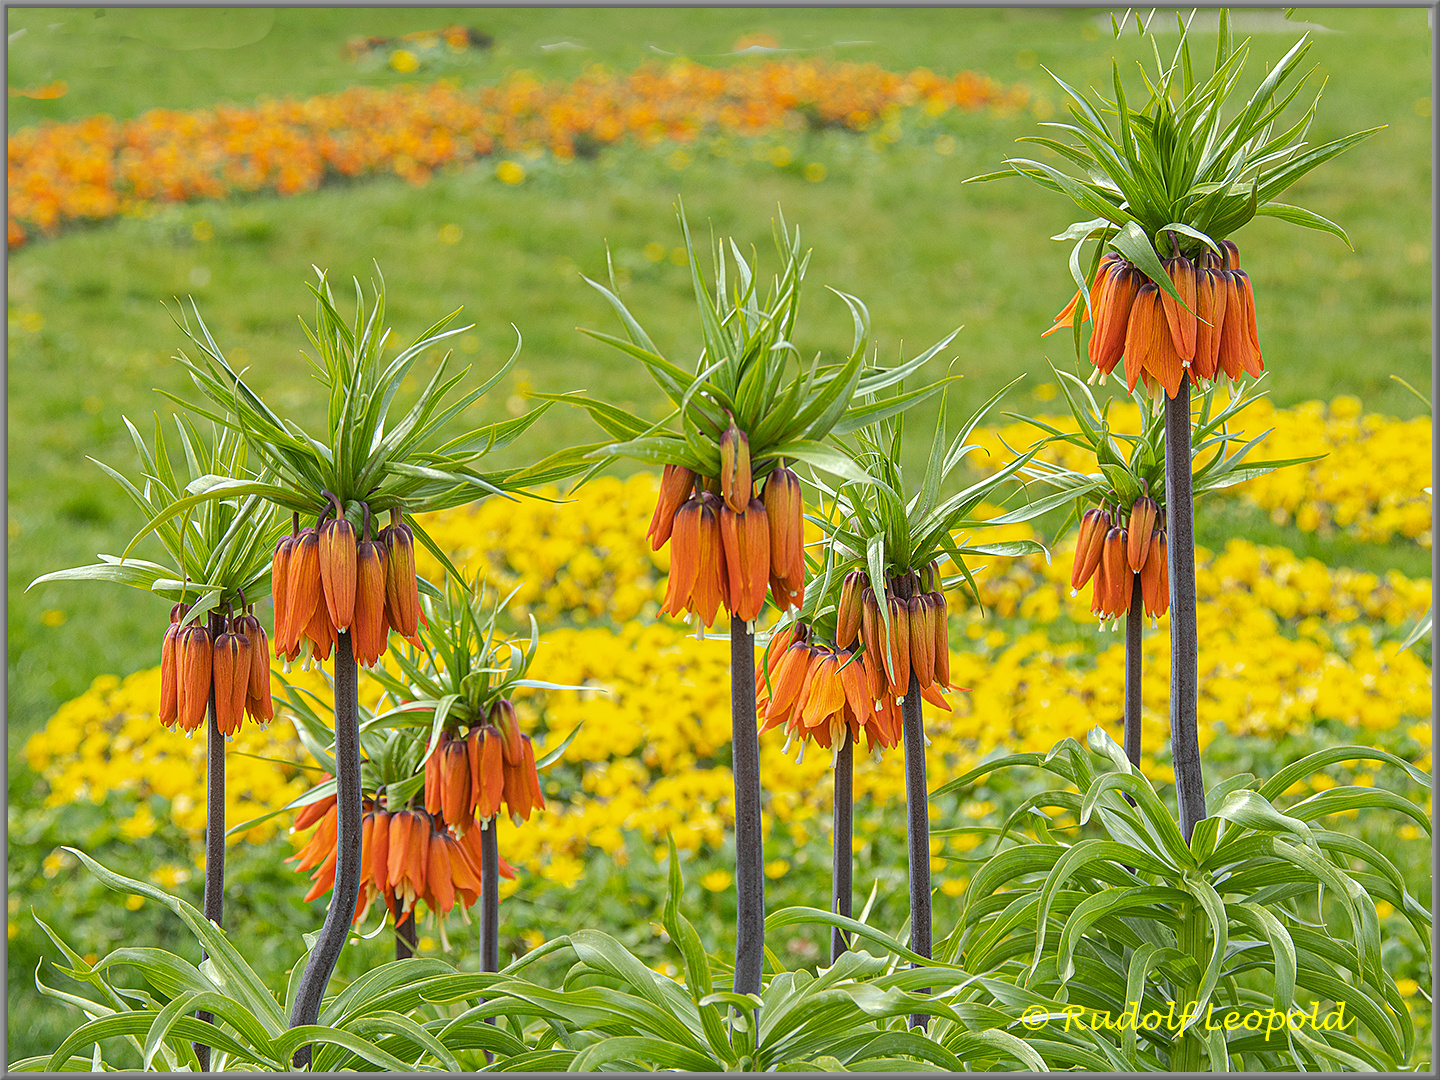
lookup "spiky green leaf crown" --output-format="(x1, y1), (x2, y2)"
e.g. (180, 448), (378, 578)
(969, 10), (1380, 305)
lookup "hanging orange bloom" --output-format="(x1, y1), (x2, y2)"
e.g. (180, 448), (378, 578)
(1140, 530), (1169, 620)
(720, 497), (771, 622)
(382, 515), (422, 645)
(647, 464), (697, 550)
(319, 511), (357, 633)
(157, 603), (187, 728)
(176, 623), (213, 734)
(1127, 496), (1158, 572)
(1070, 506), (1110, 593)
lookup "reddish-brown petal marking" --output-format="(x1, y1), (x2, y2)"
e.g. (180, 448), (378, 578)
(721, 498), (771, 622)
(648, 464), (697, 551)
(1220, 239), (1240, 271)
(1191, 269), (1225, 381)
(662, 496), (703, 618)
(386, 809), (413, 896)
(352, 540), (388, 666)
(1158, 256), (1198, 362)
(269, 536), (294, 655)
(401, 812), (430, 900)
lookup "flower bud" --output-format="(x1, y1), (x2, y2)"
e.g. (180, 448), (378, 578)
(489, 698), (523, 766)
(319, 514), (357, 632)
(381, 522), (421, 646)
(158, 609), (185, 728)
(1071, 507), (1110, 591)
(648, 464), (697, 551)
(761, 467), (804, 580)
(1127, 498), (1158, 572)
(835, 570), (866, 649)
(719, 418), (752, 513)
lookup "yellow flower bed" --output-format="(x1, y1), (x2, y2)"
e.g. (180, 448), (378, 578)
(970, 394), (1433, 547)
(25, 461), (1431, 889)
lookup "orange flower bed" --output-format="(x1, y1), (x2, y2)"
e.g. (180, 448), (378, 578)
(7, 59), (1029, 248)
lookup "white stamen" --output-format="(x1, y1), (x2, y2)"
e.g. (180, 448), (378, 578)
(796, 742), (806, 765)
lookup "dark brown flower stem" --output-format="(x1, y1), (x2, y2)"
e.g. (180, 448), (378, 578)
(288, 630), (363, 1069)
(830, 727), (853, 964)
(480, 822), (500, 974)
(480, 820), (499, 1063)
(1124, 573), (1144, 767)
(730, 615), (765, 997)
(393, 897), (416, 961)
(1164, 376), (1207, 841)
(193, 609), (226, 1072)
(900, 685), (930, 1031)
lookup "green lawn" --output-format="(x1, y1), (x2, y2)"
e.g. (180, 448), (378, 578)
(8, 7), (1430, 737)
